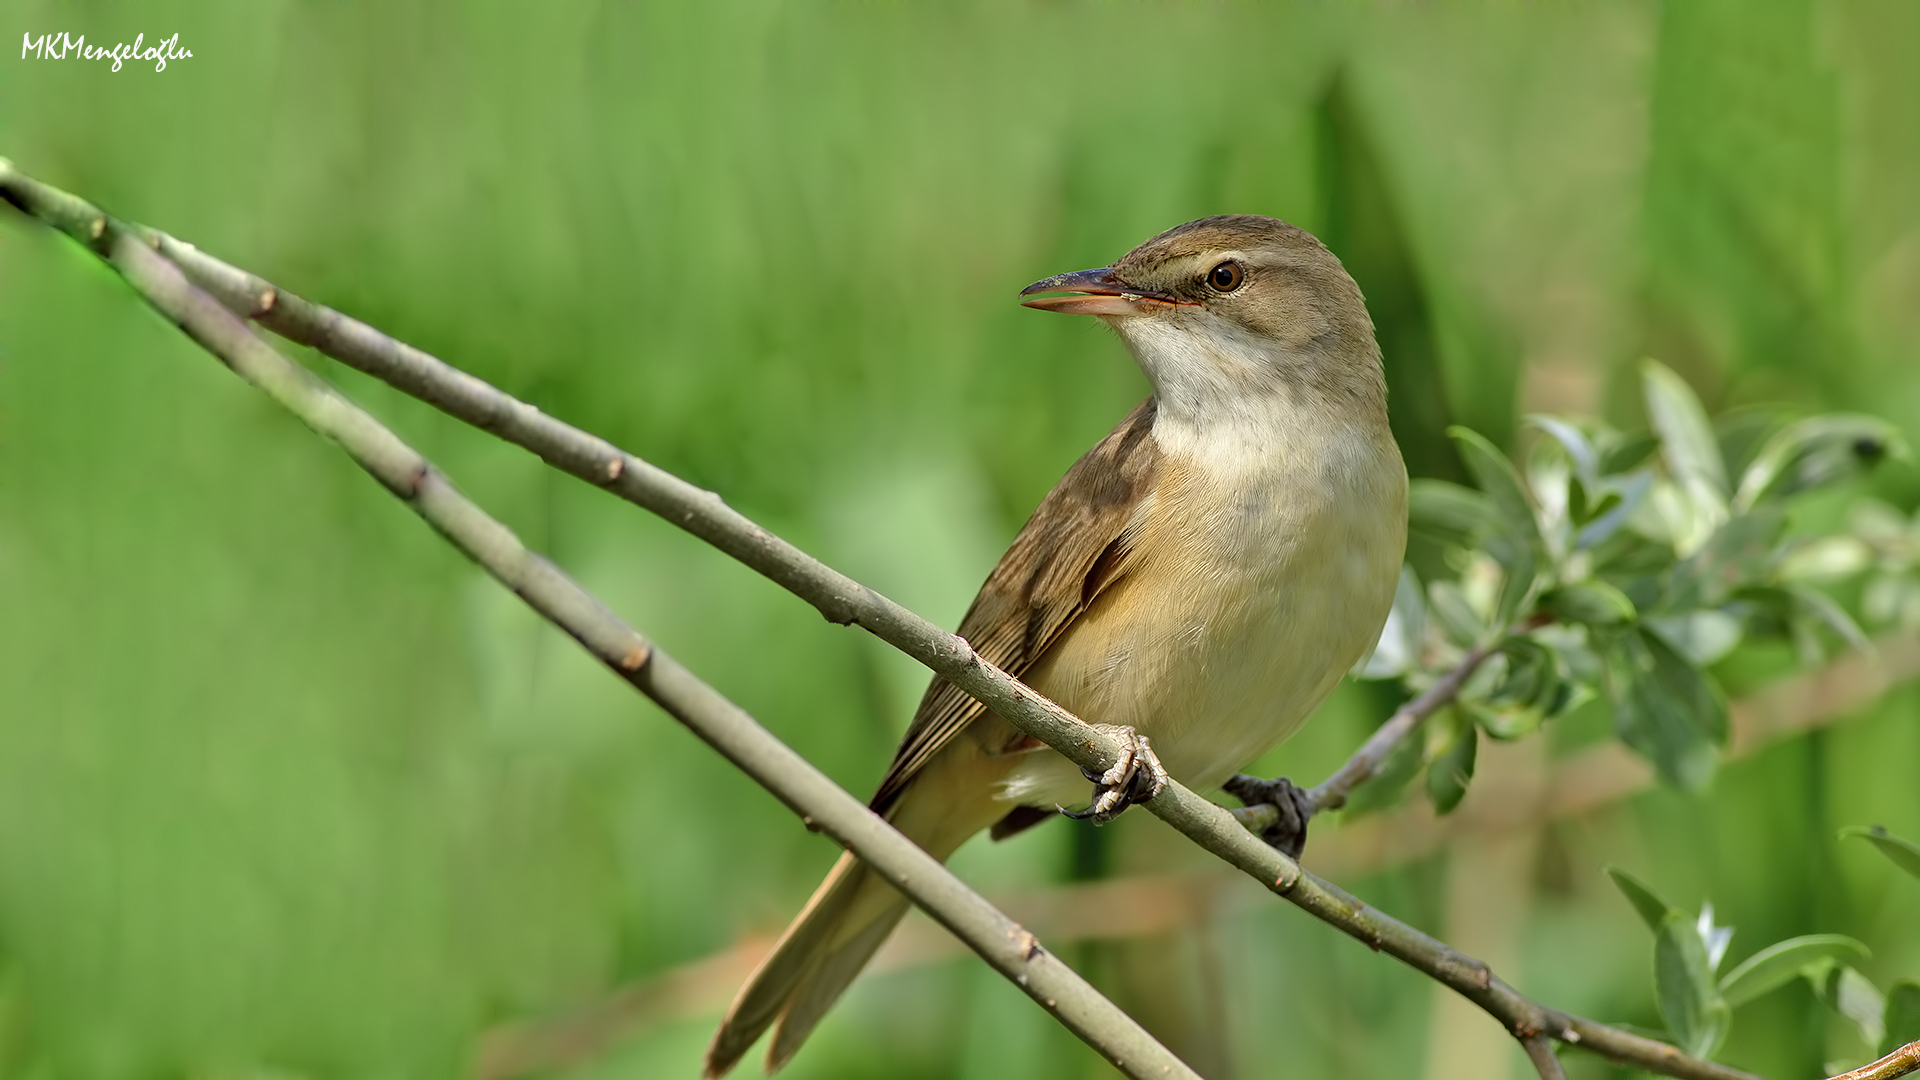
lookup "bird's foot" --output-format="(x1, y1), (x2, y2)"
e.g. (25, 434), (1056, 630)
(1061, 725), (1169, 825)
(1222, 774), (1314, 859)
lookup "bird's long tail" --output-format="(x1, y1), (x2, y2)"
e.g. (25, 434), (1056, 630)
(704, 751), (1011, 1077)
(703, 850), (908, 1077)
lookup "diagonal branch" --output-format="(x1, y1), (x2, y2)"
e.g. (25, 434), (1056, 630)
(1826, 1042), (1920, 1080)
(6, 188), (1191, 1080)
(0, 160), (1760, 1080)
(476, 629), (1920, 1076)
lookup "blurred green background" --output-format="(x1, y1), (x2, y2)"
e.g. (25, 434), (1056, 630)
(4, 2), (1919, 1078)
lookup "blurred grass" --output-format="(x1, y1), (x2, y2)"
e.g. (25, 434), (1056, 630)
(3, 2), (1919, 1078)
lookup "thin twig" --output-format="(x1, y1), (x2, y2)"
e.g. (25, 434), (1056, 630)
(1826, 1042), (1920, 1080)
(1306, 638), (1500, 812)
(1230, 635), (1502, 836)
(1522, 1032), (1570, 1080)
(0, 160), (1761, 1080)
(4, 190), (1192, 1080)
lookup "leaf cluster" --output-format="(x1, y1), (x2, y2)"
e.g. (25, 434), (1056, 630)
(1603, 825), (1920, 1070)
(1358, 360), (1910, 809)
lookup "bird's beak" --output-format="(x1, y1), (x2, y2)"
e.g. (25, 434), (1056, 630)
(1020, 267), (1179, 316)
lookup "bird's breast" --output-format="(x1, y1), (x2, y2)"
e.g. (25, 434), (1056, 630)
(1000, 418), (1407, 807)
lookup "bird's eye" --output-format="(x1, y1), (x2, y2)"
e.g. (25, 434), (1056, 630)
(1207, 261), (1244, 292)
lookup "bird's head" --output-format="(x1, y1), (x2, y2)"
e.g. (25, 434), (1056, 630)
(1021, 215), (1384, 421)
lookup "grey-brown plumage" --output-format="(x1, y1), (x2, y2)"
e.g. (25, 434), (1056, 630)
(705, 215), (1408, 1077)
(873, 397), (1161, 818)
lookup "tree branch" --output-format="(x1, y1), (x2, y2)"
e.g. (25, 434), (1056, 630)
(0, 182), (1190, 1080)
(0, 160), (1761, 1080)
(1522, 1032), (1570, 1080)
(471, 627), (1920, 1075)
(1826, 1042), (1920, 1080)
(1305, 638), (1500, 813)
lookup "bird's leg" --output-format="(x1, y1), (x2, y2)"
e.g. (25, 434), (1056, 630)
(1060, 724), (1169, 825)
(1221, 774), (1313, 859)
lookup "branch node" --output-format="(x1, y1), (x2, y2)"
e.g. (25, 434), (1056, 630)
(604, 455), (625, 482)
(89, 215), (106, 240)
(1272, 862), (1302, 893)
(617, 642), (653, 672)
(255, 287), (277, 316)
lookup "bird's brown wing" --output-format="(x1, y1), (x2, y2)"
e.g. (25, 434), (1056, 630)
(868, 397), (1162, 816)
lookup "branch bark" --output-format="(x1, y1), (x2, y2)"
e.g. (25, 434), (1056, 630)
(0, 160), (1762, 1080)
(1522, 1032), (1570, 1080)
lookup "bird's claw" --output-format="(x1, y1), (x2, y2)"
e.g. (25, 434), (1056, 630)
(1222, 773), (1314, 859)
(1061, 725), (1169, 825)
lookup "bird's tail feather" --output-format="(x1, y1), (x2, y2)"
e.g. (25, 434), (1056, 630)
(706, 748), (1012, 1077)
(703, 851), (908, 1077)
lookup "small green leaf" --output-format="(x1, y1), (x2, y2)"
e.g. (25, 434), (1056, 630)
(1663, 509), (1785, 612)
(1655, 910), (1730, 1058)
(1468, 636), (1562, 740)
(1342, 725), (1424, 817)
(1777, 536), (1873, 584)
(1820, 966), (1887, 1050)
(1734, 414), (1910, 510)
(1606, 866), (1676, 931)
(1643, 360), (1729, 508)
(1841, 826), (1920, 882)
(1450, 427), (1544, 624)
(1409, 479), (1494, 547)
(1645, 610), (1743, 667)
(1540, 580), (1637, 627)
(1697, 904), (1733, 971)
(1425, 709), (1478, 815)
(1863, 573), (1920, 631)
(1785, 584), (1871, 653)
(1529, 414), (1601, 497)
(1600, 431), (1661, 475)
(1356, 566), (1426, 679)
(1576, 470), (1654, 550)
(1605, 628), (1728, 790)
(1427, 580), (1487, 649)
(1719, 935), (1871, 1009)
(1466, 698), (1544, 742)
(1882, 981), (1920, 1057)
(1716, 407), (1790, 483)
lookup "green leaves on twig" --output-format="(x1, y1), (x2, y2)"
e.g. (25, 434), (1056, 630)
(1853, 501), (1920, 631)
(1603, 627), (1727, 790)
(1720, 935), (1871, 1009)
(1452, 427), (1544, 625)
(1842, 825), (1920, 884)
(1423, 708), (1477, 814)
(1884, 982), (1920, 1058)
(1606, 867), (1875, 1062)
(1368, 359), (1908, 812)
(1643, 360), (1730, 553)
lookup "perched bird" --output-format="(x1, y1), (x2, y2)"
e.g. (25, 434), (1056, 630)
(704, 215), (1409, 1076)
